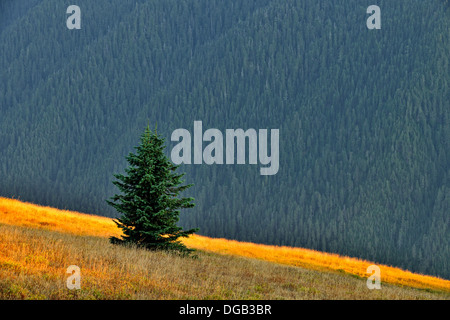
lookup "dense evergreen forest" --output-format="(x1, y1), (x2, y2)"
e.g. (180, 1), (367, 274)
(0, 0), (448, 279)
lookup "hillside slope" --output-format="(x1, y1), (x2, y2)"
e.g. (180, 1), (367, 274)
(0, 197), (448, 300)
(0, 0), (449, 279)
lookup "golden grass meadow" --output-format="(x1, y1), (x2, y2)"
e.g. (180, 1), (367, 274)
(0, 197), (448, 300)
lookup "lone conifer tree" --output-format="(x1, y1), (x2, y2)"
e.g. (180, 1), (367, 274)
(107, 125), (198, 254)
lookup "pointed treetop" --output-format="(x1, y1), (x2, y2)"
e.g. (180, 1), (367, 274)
(145, 120), (157, 136)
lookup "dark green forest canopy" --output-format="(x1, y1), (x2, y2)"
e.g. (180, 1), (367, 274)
(0, 0), (448, 279)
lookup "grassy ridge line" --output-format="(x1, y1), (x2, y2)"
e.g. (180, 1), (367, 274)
(183, 236), (450, 293)
(3, 223), (447, 300)
(1, 197), (449, 293)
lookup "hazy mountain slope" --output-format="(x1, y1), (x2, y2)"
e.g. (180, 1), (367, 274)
(0, 0), (448, 278)
(0, 0), (42, 31)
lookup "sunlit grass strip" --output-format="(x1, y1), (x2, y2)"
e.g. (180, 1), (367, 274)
(3, 223), (446, 300)
(183, 235), (450, 292)
(1, 197), (449, 293)
(0, 197), (120, 238)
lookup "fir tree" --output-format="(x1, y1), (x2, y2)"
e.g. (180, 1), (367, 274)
(107, 125), (198, 254)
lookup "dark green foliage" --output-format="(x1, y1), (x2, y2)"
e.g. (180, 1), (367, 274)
(0, 0), (448, 278)
(108, 126), (198, 253)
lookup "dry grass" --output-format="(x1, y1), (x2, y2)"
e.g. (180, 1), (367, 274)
(0, 224), (448, 300)
(0, 197), (448, 299)
(0, 197), (118, 238)
(183, 236), (450, 292)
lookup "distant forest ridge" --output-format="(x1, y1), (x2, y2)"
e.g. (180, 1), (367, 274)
(0, 0), (448, 279)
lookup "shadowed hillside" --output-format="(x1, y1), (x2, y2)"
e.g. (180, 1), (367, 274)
(0, 0), (449, 279)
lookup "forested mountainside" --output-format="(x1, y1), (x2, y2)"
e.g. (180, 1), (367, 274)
(0, 0), (448, 279)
